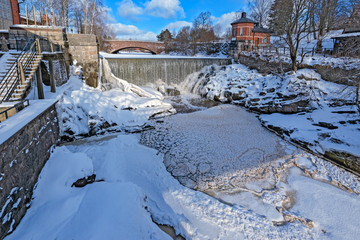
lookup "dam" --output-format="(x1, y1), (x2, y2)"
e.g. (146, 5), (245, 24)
(101, 54), (232, 86)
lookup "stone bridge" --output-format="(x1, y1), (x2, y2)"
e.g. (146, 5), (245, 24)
(103, 40), (165, 54)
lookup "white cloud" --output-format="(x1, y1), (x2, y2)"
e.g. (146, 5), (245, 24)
(145, 0), (185, 19)
(117, 0), (143, 21)
(164, 21), (192, 31)
(213, 12), (238, 36)
(101, 6), (116, 23)
(109, 23), (157, 41)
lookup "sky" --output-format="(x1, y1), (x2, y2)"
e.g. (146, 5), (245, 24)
(103, 0), (248, 41)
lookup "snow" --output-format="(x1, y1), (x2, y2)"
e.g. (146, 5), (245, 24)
(181, 63), (360, 159)
(4, 134), (321, 240)
(0, 99), (57, 145)
(11, 25), (64, 30)
(0, 52), (13, 68)
(335, 32), (360, 38)
(3, 49), (360, 239)
(288, 167), (360, 240)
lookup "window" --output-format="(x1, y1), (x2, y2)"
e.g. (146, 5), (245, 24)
(262, 38), (267, 43)
(240, 28), (243, 36)
(249, 27), (251, 36)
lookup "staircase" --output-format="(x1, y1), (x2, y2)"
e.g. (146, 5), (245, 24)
(0, 38), (43, 103)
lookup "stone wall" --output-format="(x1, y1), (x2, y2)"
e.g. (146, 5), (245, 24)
(8, 27), (99, 88)
(105, 57), (232, 86)
(239, 54), (360, 86)
(0, 102), (59, 239)
(67, 34), (99, 87)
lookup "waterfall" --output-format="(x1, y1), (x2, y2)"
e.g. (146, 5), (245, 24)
(100, 57), (159, 99)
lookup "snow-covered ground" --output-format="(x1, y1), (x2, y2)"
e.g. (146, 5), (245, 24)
(180, 64), (360, 163)
(5, 129), (360, 240)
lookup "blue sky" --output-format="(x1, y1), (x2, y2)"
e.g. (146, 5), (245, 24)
(103, 0), (248, 40)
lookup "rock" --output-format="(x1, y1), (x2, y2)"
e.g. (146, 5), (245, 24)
(166, 87), (181, 96)
(223, 91), (233, 103)
(267, 88), (275, 93)
(214, 95), (221, 102)
(72, 174), (97, 188)
(232, 93), (245, 101)
(259, 92), (266, 96)
(1, 37), (8, 52)
(313, 122), (338, 129)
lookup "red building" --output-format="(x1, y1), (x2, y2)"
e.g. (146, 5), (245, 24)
(10, 0), (21, 25)
(231, 12), (271, 49)
(0, 0), (20, 30)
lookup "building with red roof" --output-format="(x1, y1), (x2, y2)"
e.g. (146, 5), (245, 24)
(229, 12), (272, 59)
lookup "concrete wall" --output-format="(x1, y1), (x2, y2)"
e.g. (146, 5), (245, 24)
(67, 34), (99, 88)
(0, 102), (59, 239)
(105, 57), (232, 86)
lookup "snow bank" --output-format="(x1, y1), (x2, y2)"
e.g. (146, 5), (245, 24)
(6, 134), (323, 240)
(52, 61), (175, 140)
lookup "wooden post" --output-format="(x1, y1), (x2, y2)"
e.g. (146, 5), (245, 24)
(33, 6), (36, 26)
(25, 5), (29, 25)
(36, 38), (42, 53)
(49, 60), (56, 93)
(17, 62), (26, 84)
(36, 66), (44, 99)
(50, 41), (54, 53)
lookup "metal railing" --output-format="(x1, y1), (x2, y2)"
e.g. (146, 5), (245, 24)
(0, 99), (30, 122)
(0, 38), (42, 104)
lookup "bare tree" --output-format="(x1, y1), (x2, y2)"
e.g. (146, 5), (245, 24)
(270, 0), (311, 72)
(248, 0), (274, 27)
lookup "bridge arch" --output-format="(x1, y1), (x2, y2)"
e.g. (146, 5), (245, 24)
(103, 40), (165, 55)
(112, 47), (157, 55)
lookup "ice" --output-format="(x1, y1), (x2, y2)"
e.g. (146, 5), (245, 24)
(288, 168), (360, 240)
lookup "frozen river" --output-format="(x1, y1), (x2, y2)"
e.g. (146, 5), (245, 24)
(5, 99), (360, 240)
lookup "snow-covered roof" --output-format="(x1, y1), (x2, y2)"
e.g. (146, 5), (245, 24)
(231, 12), (257, 25)
(333, 32), (360, 38)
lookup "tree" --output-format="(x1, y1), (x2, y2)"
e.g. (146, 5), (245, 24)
(270, 0), (311, 72)
(192, 11), (216, 42)
(248, 0), (274, 27)
(157, 29), (173, 42)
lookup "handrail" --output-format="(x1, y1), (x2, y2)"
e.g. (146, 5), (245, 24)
(0, 38), (41, 104)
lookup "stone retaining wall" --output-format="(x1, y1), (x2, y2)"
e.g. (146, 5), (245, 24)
(67, 34), (99, 88)
(239, 54), (360, 86)
(0, 102), (59, 239)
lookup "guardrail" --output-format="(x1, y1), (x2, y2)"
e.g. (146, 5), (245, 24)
(0, 99), (30, 122)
